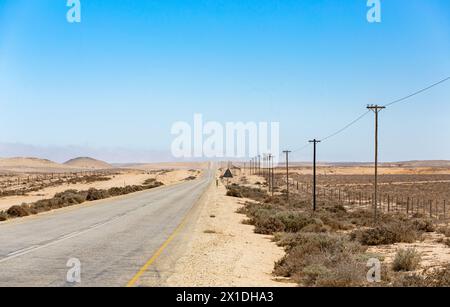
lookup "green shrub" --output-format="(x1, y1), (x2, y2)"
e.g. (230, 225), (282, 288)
(392, 248), (422, 272)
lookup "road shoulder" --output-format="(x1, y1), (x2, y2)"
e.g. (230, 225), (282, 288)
(164, 175), (294, 287)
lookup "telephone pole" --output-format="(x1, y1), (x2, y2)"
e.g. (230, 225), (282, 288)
(283, 151), (291, 202)
(268, 154), (273, 196)
(258, 155), (261, 176)
(367, 105), (385, 222)
(309, 139), (321, 211)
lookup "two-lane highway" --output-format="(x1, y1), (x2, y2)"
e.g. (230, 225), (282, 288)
(0, 169), (214, 287)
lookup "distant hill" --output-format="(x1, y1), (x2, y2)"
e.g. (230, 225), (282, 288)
(389, 160), (450, 168)
(64, 157), (112, 169)
(0, 157), (70, 173)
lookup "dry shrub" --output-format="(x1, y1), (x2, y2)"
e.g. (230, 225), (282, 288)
(394, 265), (450, 287)
(0, 181), (164, 223)
(86, 188), (110, 201)
(226, 184), (267, 201)
(6, 205), (30, 217)
(274, 233), (367, 287)
(411, 218), (435, 233)
(0, 211), (7, 221)
(226, 188), (242, 198)
(392, 248), (422, 272)
(143, 179), (164, 187)
(351, 222), (419, 246)
(350, 216), (430, 246)
(239, 201), (326, 235)
(437, 227), (450, 238)
(54, 190), (86, 205)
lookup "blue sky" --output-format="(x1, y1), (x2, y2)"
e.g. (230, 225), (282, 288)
(0, 0), (449, 162)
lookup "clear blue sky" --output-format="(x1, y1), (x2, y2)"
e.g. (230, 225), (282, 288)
(0, 0), (449, 162)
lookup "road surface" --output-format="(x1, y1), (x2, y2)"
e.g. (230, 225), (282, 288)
(0, 169), (214, 287)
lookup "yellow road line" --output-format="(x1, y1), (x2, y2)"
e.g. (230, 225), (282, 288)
(126, 174), (214, 287)
(126, 211), (190, 287)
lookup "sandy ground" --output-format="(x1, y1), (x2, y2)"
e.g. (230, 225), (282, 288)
(368, 231), (450, 271)
(0, 169), (199, 212)
(165, 171), (294, 287)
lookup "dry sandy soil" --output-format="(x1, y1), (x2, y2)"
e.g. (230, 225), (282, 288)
(165, 170), (294, 287)
(368, 232), (450, 272)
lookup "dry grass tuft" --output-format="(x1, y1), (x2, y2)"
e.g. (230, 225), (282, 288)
(392, 248), (422, 272)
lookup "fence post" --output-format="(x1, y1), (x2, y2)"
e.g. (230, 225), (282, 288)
(429, 200), (433, 219)
(444, 200), (447, 221)
(407, 197), (410, 216)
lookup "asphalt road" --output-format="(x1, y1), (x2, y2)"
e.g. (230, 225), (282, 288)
(0, 169), (214, 287)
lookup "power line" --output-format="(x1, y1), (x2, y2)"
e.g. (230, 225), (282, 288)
(384, 76), (450, 108)
(320, 110), (371, 143)
(298, 76), (450, 146)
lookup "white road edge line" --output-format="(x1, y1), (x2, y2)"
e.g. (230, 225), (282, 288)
(0, 218), (119, 264)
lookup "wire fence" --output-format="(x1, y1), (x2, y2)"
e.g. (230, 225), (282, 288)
(284, 178), (449, 221)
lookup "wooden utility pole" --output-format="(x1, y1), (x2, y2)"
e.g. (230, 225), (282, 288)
(268, 154), (273, 196)
(367, 104), (385, 223)
(271, 154), (275, 197)
(258, 155), (261, 176)
(309, 139), (321, 211)
(283, 151), (291, 202)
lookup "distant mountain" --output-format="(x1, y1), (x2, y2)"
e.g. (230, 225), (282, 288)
(63, 157), (113, 169)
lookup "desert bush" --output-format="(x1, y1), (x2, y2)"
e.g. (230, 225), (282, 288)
(226, 184), (267, 201)
(55, 190), (87, 205)
(274, 233), (367, 286)
(0, 180), (164, 223)
(437, 238), (450, 247)
(143, 178), (157, 185)
(437, 227), (450, 238)
(7, 205), (30, 217)
(226, 188), (242, 198)
(143, 179), (164, 187)
(411, 218), (435, 233)
(274, 212), (323, 233)
(86, 188), (110, 201)
(0, 211), (8, 221)
(394, 265), (450, 287)
(392, 248), (422, 272)
(351, 222), (419, 246)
